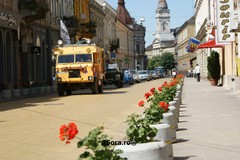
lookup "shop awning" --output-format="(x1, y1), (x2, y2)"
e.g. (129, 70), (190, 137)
(197, 39), (224, 49)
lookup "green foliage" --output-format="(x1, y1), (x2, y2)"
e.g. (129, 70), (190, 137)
(147, 55), (161, 70)
(207, 50), (220, 80)
(147, 52), (175, 70)
(77, 127), (126, 160)
(143, 105), (163, 124)
(125, 114), (158, 143)
(161, 52), (175, 70)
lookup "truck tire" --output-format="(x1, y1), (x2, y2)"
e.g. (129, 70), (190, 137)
(98, 80), (103, 93)
(58, 84), (64, 96)
(91, 79), (99, 94)
(117, 81), (123, 88)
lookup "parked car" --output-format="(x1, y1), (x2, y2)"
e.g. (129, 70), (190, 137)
(103, 64), (123, 88)
(129, 70), (141, 83)
(155, 68), (165, 78)
(150, 70), (158, 79)
(122, 69), (134, 85)
(138, 70), (151, 81)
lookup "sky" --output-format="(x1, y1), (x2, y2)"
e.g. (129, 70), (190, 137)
(105, 0), (195, 47)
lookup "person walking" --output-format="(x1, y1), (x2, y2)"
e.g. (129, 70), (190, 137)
(195, 64), (200, 82)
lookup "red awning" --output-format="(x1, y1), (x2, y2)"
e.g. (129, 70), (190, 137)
(197, 39), (224, 49)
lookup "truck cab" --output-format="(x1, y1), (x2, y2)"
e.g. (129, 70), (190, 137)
(54, 41), (105, 95)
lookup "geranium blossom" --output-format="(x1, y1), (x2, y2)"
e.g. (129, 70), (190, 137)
(150, 87), (155, 95)
(138, 100), (145, 107)
(144, 92), (151, 99)
(159, 101), (169, 112)
(59, 122), (78, 144)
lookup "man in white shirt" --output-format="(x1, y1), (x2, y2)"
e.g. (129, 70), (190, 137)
(195, 64), (200, 82)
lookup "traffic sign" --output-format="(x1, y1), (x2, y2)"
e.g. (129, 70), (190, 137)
(31, 46), (41, 54)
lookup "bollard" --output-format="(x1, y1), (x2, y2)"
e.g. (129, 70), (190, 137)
(168, 101), (178, 130)
(173, 97), (180, 121)
(161, 112), (177, 143)
(115, 141), (169, 160)
(150, 123), (174, 160)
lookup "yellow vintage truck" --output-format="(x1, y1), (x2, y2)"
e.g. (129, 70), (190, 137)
(54, 41), (105, 96)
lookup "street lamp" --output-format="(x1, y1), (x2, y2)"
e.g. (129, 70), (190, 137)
(102, 1), (106, 10)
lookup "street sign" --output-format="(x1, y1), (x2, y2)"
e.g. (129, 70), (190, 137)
(31, 46), (41, 54)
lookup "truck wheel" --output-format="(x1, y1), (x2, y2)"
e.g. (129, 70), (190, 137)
(58, 84), (64, 96)
(98, 80), (103, 93)
(117, 81), (123, 88)
(91, 79), (99, 94)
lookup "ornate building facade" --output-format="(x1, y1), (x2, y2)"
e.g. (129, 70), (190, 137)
(152, 0), (175, 56)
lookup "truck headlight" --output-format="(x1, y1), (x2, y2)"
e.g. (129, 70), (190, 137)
(88, 76), (93, 81)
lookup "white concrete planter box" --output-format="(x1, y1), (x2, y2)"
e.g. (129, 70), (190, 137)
(169, 101), (178, 128)
(12, 89), (21, 98)
(2, 89), (12, 99)
(173, 97), (180, 119)
(162, 112), (176, 143)
(150, 124), (174, 160)
(21, 88), (30, 96)
(115, 141), (169, 160)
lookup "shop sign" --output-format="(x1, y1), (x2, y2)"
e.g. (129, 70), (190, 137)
(216, 0), (235, 44)
(0, 12), (16, 27)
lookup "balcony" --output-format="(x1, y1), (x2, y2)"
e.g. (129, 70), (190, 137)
(80, 21), (97, 38)
(19, 0), (49, 23)
(63, 16), (79, 36)
(110, 38), (119, 51)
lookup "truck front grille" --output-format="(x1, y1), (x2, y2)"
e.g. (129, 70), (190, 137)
(68, 69), (80, 78)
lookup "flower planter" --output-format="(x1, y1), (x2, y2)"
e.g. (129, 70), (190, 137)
(12, 89), (21, 98)
(209, 79), (218, 86)
(2, 89), (12, 99)
(161, 112), (177, 143)
(168, 101), (179, 122)
(173, 97), (180, 119)
(150, 124), (174, 160)
(114, 141), (169, 160)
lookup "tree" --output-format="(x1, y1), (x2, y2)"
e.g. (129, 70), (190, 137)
(147, 55), (161, 70)
(147, 53), (175, 70)
(161, 52), (175, 70)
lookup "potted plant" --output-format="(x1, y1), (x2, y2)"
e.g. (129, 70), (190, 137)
(207, 50), (221, 86)
(59, 123), (125, 160)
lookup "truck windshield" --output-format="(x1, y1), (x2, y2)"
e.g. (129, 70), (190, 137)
(58, 55), (74, 63)
(76, 54), (92, 62)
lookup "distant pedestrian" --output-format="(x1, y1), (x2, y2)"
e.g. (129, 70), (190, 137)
(172, 69), (177, 78)
(195, 64), (200, 82)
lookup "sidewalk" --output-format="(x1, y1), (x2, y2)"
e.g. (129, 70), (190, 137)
(173, 78), (240, 160)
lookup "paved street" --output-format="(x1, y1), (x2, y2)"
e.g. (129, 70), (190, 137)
(1, 77), (240, 160)
(0, 79), (170, 160)
(173, 78), (240, 160)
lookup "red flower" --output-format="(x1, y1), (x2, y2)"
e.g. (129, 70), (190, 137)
(59, 122), (78, 144)
(138, 100), (145, 107)
(150, 87), (155, 94)
(144, 92), (151, 99)
(159, 101), (169, 112)
(158, 87), (162, 92)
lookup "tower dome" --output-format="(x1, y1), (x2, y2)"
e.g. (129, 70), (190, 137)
(158, 0), (168, 9)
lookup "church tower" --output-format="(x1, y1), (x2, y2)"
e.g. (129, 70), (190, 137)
(153, 0), (174, 54)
